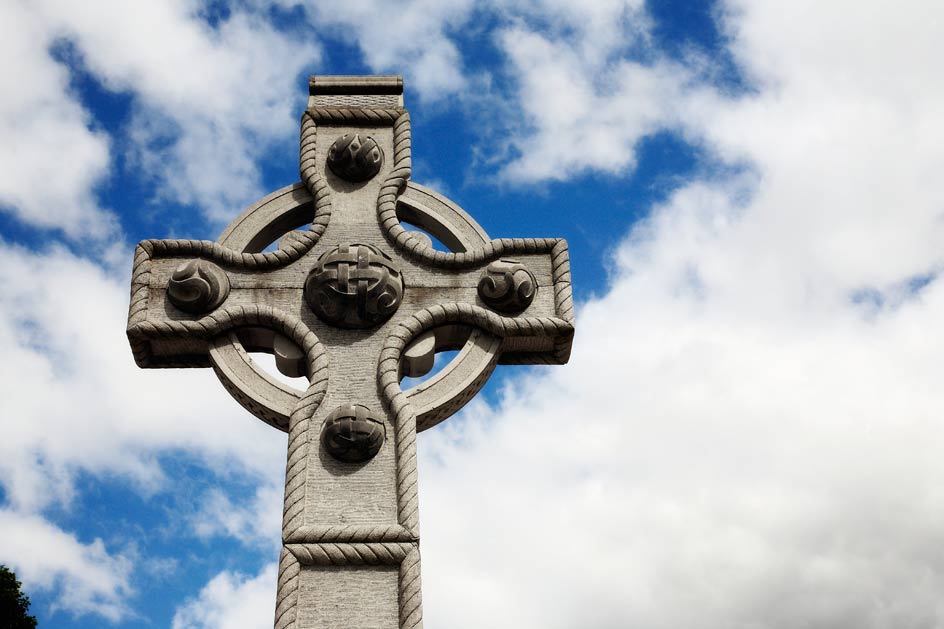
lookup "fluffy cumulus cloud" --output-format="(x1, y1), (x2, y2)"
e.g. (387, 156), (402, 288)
(0, 244), (286, 513)
(49, 0), (320, 222)
(190, 484), (283, 549)
(172, 564), (277, 629)
(0, 242), (287, 617)
(487, 0), (710, 183)
(496, 25), (697, 182)
(0, 1), (113, 239)
(0, 509), (133, 621)
(417, 1), (944, 627)
(0, 0), (317, 236)
(275, 0), (475, 100)
(2, 0), (944, 625)
(0, 0), (340, 621)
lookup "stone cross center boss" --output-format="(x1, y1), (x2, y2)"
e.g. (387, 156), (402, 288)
(127, 76), (574, 629)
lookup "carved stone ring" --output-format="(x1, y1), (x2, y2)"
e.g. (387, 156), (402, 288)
(207, 182), (502, 432)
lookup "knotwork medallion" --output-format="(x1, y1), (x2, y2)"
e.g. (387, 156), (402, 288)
(304, 243), (404, 328)
(321, 403), (386, 463)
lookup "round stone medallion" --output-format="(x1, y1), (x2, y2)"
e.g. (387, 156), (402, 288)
(321, 404), (386, 463)
(326, 134), (384, 182)
(477, 259), (537, 314)
(167, 259), (230, 314)
(304, 243), (404, 328)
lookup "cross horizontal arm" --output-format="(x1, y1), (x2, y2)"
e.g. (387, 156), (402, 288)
(126, 229), (325, 368)
(127, 233), (574, 369)
(397, 237), (574, 363)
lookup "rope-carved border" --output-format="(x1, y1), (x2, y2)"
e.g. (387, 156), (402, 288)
(271, 106), (420, 629)
(127, 304), (326, 377)
(308, 107), (404, 125)
(284, 525), (416, 544)
(125, 108), (337, 365)
(376, 114), (576, 329)
(288, 542), (415, 565)
(379, 303), (574, 533)
(275, 544), (421, 629)
(129, 166), (329, 272)
(295, 107), (574, 629)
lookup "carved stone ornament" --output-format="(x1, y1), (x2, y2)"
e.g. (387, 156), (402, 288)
(126, 75), (577, 629)
(321, 403), (386, 463)
(304, 243), (404, 328)
(167, 259), (230, 314)
(326, 133), (384, 182)
(477, 259), (537, 313)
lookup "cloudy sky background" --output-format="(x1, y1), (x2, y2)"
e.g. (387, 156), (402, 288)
(1, 0), (943, 627)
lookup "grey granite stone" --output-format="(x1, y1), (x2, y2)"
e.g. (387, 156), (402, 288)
(126, 75), (575, 629)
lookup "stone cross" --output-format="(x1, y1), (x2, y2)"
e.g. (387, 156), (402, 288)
(127, 75), (574, 629)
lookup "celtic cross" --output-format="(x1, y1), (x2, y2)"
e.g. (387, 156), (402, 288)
(127, 75), (574, 628)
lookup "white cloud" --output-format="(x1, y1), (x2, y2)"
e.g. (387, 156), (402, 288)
(495, 0), (649, 64)
(172, 564), (277, 629)
(0, 240), (288, 617)
(279, 0), (474, 100)
(0, 1), (114, 239)
(0, 0), (318, 235)
(414, 1), (944, 627)
(0, 509), (133, 621)
(496, 25), (697, 182)
(36, 0), (319, 223)
(3, 0), (944, 626)
(190, 484), (283, 549)
(0, 242), (286, 513)
(421, 236), (944, 627)
(483, 0), (717, 184)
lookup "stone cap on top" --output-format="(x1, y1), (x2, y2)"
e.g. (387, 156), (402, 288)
(308, 75), (404, 109)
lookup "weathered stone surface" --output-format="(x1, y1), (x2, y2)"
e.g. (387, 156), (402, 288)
(126, 75), (575, 629)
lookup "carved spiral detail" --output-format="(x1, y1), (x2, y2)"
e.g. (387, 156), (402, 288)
(321, 404), (386, 463)
(477, 259), (537, 313)
(327, 133), (384, 182)
(304, 243), (404, 328)
(167, 259), (230, 314)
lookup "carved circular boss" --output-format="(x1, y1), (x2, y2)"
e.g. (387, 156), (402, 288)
(304, 243), (404, 329)
(207, 182), (504, 434)
(478, 259), (537, 313)
(321, 404), (386, 463)
(326, 134), (383, 183)
(167, 259), (230, 314)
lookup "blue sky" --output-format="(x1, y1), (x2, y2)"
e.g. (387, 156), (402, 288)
(1, 1), (943, 628)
